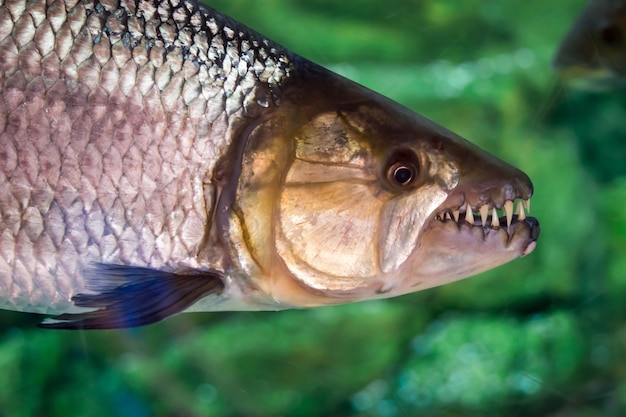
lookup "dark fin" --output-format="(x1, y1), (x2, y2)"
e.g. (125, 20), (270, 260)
(39, 264), (225, 330)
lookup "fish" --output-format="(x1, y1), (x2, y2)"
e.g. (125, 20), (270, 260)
(554, 0), (626, 90)
(0, 0), (540, 329)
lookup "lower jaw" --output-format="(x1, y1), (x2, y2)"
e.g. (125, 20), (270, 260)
(423, 216), (540, 260)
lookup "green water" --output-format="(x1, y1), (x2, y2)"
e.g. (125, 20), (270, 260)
(4, 0), (625, 416)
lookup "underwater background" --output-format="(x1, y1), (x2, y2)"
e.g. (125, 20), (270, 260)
(2, 0), (624, 416)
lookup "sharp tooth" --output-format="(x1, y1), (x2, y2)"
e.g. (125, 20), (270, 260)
(452, 210), (460, 222)
(524, 199), (530, 213)
(444, 212), (452, 221)
(491, 208), (500, 228)
(479, 204), (489, 226)
(465, 207), (474, 224)
(504, 200), (513, 228)
(517, 200), (526, 221)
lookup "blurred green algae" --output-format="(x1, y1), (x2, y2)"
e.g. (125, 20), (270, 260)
(4, 0), (626, 416)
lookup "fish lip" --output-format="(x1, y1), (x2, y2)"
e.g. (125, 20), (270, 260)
(523, 217), (540, 241)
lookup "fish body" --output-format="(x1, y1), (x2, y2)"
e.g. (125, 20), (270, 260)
(0, 0), (539, 328)
(554, 0), (626, 90)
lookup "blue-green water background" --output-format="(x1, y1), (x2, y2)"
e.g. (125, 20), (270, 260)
(2, 0), (624, 416)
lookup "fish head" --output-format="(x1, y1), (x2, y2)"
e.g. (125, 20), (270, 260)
(554, 0), (626, 90)
(225, 63), (539, 307)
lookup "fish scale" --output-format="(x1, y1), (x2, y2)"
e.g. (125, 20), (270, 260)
(0, 0), (291, 313)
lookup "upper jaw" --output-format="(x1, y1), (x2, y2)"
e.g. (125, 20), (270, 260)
(436, 197), (532, 229)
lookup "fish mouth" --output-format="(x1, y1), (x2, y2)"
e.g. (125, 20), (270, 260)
(432, 197), (540, 255)
(389, 194), (541, 296)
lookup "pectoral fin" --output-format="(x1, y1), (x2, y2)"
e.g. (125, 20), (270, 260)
(40, 264), (224, 330)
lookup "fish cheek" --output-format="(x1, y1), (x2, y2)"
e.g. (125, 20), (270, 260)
(272, 111), (386, 294)
(378, 184), (449, 275)
(276, 181), (384, 288)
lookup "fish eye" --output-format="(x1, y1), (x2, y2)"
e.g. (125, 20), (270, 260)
(392, 164), (414, 185)
(599, 22), (623, 46)
(385, 149), (419, 189)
